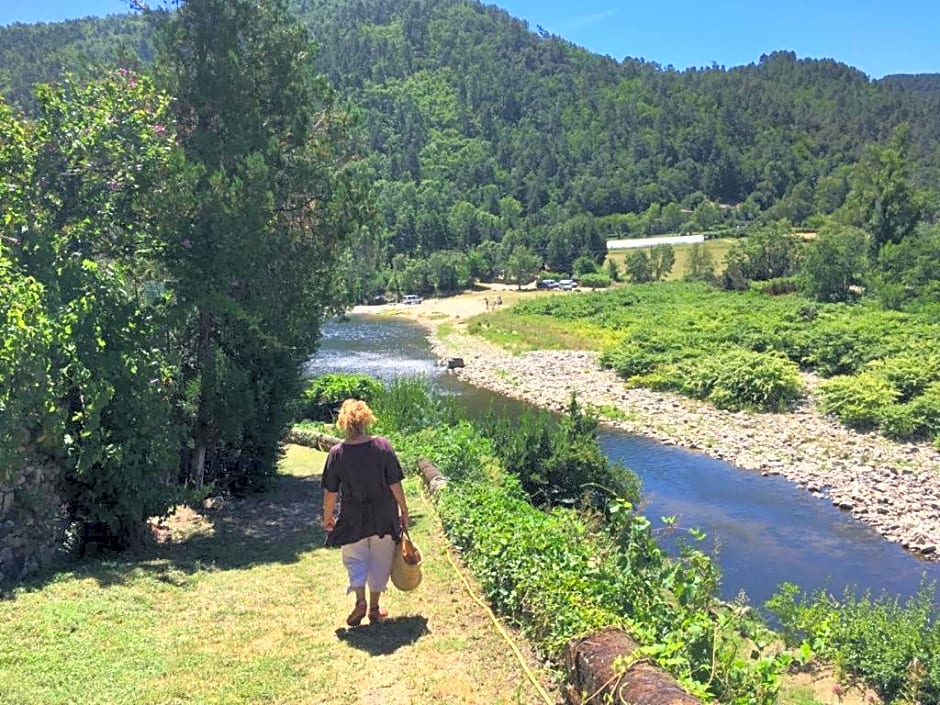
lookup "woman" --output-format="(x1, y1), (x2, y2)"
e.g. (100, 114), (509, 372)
(321, 398), (409, 626)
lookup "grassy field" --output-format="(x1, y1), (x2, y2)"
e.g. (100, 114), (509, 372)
(605, 237), (737, 280)
(0, 445), (557, 705)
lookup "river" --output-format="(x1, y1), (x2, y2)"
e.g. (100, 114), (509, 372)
(308, 314), (940, 608)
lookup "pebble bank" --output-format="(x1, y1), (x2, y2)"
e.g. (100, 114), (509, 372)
(427, 327), (940, 560)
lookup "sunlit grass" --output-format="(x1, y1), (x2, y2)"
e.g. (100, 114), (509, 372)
(0, 445), (552, 705)
(467, 310), (618, 352)
(435, 320), (456, 339)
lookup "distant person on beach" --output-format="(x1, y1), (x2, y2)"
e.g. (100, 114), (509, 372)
(484, 296), (489, 310)
(321, 399), (410, 626)
(496, 295), (502, 307)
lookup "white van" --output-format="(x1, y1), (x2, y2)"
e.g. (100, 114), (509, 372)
(402, 294), (423, 305)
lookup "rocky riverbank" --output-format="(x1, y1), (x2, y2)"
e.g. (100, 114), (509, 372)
(420, 316), (940, 560)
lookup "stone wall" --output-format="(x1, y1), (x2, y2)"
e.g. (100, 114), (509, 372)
(0, 460), (67, 586)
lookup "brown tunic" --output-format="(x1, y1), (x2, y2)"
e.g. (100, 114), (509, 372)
(321, 436), (404, 547)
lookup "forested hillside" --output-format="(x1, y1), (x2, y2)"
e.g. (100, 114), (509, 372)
(2, 0), (939, 299)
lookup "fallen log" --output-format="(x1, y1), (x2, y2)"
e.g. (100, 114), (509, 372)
(564, 628), (701, 705)
(417, 458), (449, 495)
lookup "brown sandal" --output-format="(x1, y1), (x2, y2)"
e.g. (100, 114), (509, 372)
(346, 599), (367, 626)
(368, 606), (388, 623)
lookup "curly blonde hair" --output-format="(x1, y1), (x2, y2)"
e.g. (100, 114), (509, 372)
(336, 398), (376, 436)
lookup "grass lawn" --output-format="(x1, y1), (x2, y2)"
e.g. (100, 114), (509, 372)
(0, 445), (557, 705)
(605, 237), (736, 280)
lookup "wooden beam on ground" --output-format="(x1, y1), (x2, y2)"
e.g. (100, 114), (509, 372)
(564, 629), (702, 704)
(417, 458), (448, 495)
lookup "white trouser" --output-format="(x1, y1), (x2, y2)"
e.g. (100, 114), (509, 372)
(340, 534), (396, 594)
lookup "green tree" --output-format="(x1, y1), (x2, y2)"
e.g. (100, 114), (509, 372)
(157, 0), (365, 488)
(649, 244), (676, 281)
(838, 125), (923, 254)
(800, 226), (870, 302)
(684, 243), (716, 283)
(505, 245), (540, 290)
(573, 254), (598, 278)
(0, 71), (180, 546)
(871, 225), (940, 311)
(725, 223), (803, 283)
(625, 250), (653, 283)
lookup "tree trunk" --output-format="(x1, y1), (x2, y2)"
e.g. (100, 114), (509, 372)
(190, 308), (213, 488)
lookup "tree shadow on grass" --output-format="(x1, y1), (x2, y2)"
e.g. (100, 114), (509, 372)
(335, 615), (430, 656)
(6, 472), (428, 596)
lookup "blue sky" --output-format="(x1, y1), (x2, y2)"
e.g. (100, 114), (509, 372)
(1, 0), (937, 79)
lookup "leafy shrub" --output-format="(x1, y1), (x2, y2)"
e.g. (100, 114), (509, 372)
(782, 312), (908, 377)
(371, 375), (460, 436)
(878, 404), (922, 441)
(578, 271), (612, 289)
(751, 276), (800, 296)
(637, 349), (803, 412)
(706, 349), (803, 412)
(599, 342), (660, 378)
(483, 396), (640, 507)
(818, 373), (899, 430)
(768, 582), (940, 703)
(393, 421), (496, 483)
(0, 266), (61, 480)
(298, 373), (383, 421)
(866, 353), (940, 403)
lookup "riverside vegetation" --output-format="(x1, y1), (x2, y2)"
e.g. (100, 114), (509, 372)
(301, 376), (792, 704)
(298, 375), (940, 703)
(302, 375), (940, 704)
(469, 282), (940, 446)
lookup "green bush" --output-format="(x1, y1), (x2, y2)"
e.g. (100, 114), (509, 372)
(578, 272), (612, 289)
(298, 373), (383, 421)
(483, 396), (640, 508)
(393, 421), (495, 483)
(371, 376), (460, 436)
(866, 353), (940, 403)
(707, 349), (803, 412)
(818, 373), (899, 430)
(905, 382), (940, 442)
(751, 276), (800, 296)
(768, 582), (940, 703)
(636, 349), (803, 412)
(599, 342), (660, 378)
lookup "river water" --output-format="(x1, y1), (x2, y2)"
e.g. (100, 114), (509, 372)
(308, 315), (940, 608)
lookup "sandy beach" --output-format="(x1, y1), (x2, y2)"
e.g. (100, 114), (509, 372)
(354, 286), (940, 559)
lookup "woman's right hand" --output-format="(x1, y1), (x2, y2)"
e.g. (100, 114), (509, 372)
(322, 516), (335, 532)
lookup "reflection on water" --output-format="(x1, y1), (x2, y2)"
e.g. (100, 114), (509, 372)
(598, 432), (940, 607)
(305, 314), (438, 380)
(310, 315), (940, 608)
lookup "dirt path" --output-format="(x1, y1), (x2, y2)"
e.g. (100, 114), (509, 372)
(0, 445), (560, 705)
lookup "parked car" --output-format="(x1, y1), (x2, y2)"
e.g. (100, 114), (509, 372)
(537, 278), (558, 290)
(558, 279), (577, 290)
(402, 294), (423, 305)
